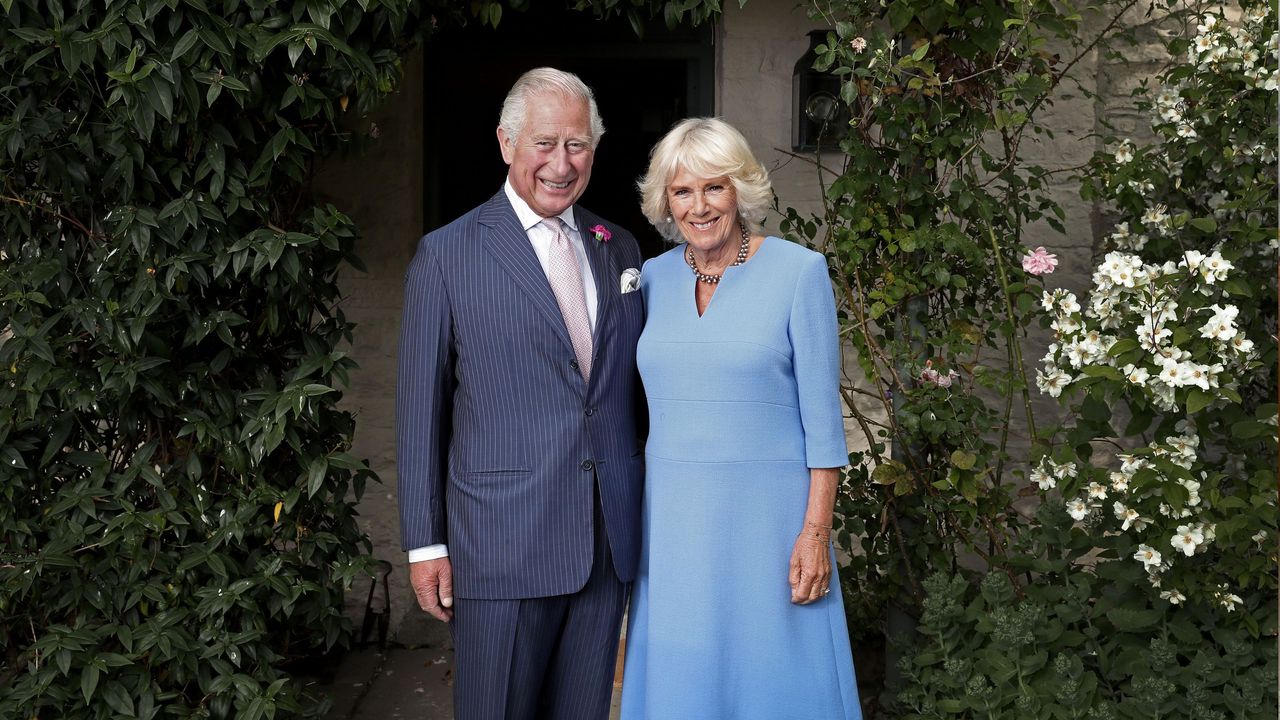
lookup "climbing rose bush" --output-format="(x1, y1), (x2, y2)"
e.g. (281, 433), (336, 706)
(1040, 1), (1276, 620)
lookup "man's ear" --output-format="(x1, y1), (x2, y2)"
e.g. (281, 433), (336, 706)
(496, 127), (514, 165)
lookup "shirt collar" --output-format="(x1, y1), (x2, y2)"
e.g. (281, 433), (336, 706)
(504, 179), (578, 234)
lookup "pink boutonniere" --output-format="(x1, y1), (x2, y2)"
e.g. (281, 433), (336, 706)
(590, 224), (612, 243)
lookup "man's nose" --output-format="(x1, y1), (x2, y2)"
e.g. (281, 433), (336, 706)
(549, 146), (571, 174)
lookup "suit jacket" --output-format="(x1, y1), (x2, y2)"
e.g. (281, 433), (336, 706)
(396, 190), (646, 600)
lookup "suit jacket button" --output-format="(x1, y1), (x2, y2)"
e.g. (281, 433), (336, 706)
(570, 359), (580, 369)
(580, 460), (594, 471)
(584, 407), (594, 416)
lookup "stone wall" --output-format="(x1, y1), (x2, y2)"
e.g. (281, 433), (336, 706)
(312, 51), (424, 626)
(320, 3), (1160, 633)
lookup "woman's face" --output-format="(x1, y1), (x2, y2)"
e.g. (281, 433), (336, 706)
(666, 168), (740, 253)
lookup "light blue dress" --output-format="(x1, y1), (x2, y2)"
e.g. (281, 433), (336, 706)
(620, 237), (861, 720)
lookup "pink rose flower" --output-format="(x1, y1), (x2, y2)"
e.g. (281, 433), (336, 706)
(850, 37), (867, 53)
(590, 224), (612, 243)
(920, 359), (959, 388)
(1021, 246), (1058, 275)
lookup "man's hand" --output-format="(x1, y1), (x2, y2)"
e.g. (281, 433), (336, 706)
(409, 557), (454, 622)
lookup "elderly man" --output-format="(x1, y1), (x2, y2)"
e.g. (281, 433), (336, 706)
(396, 67), (645, 719)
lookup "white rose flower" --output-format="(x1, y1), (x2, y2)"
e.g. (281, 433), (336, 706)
(1065, 498), (1090, 521)
(1122, 364), (1150, 386)
(1114, 142), (1134, 164)
(1184, 363), (1213, 391)
(1087, 482), (1108, 500)
(1137, 322), (1172, 352)
(1030, 464), (1056, 491)
(1133, 544), (1163, 569)
(1113, 501), (1141, 530)
(1036, 368), (1072, 398)
(1170, 525), (1204, 556)
(1158, 357), (1190, 387)
(1230, 334), (1255, 354)
(1159, 589), (1186, 605)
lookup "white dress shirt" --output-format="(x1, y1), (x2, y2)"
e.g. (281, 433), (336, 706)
(407, 182), (599, 563)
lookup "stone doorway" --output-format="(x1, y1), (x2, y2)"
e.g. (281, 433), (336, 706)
(422, 7), (715, 258)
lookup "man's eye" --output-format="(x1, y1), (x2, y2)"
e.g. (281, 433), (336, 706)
(567, 142), (587, 152)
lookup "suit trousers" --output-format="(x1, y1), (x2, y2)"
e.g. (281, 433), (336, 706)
(450, 490), (628, 720)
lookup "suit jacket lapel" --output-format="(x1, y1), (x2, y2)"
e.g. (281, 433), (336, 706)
(578, 214), (615, 345)
(478, 192), (575, 353)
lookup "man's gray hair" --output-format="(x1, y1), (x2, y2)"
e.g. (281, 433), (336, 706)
(498, 67), (606, 148)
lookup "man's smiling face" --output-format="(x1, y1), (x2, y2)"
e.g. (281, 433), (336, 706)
(498, 92), (595, 218)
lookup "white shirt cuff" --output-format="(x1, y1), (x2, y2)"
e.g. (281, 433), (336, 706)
(407, 544), (448, 562)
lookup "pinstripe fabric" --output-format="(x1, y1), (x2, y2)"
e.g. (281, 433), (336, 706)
(396, 189), (646, 600)
(451, 495), (626, 720)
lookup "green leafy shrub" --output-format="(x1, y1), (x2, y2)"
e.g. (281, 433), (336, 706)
(0, 0), (421, 715)
(897, 506), (1276, 719)
(787, 0), (1275, 715)
(786, 0), (1104, 637)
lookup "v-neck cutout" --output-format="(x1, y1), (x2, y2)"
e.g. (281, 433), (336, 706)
(689, 236), (770, 319)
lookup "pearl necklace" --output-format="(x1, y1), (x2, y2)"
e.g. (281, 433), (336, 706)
(686, 223), (750, 285)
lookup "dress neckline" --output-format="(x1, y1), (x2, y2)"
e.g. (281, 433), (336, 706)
(688, 236), (772, 318)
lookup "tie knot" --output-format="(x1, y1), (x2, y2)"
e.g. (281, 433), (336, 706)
(541, 217), (568, 236)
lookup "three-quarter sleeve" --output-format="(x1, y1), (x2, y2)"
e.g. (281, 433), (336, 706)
(788, 251), (849, 468)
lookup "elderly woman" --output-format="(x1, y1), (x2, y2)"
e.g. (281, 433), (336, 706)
(620, 117), (861, 719)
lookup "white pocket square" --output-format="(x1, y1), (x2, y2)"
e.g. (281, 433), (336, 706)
(620, 268), (641, 294)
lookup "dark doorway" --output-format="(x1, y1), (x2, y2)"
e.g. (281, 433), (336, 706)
(423, 8), (715, 259)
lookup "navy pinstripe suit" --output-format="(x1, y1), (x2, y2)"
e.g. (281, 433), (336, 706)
(397, 189), (645, 717)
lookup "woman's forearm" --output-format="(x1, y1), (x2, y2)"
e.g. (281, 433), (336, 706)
(802, 467), (840, 530)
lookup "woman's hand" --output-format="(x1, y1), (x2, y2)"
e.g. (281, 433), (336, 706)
(788, 530), (831, 605)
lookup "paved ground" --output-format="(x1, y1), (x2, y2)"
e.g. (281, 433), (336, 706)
(319, 607), (623, 720)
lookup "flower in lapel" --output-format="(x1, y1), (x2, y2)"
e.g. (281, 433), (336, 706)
(589, 224), (612, 243)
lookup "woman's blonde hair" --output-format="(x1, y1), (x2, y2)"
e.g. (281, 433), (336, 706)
(638, 117), (773, 243)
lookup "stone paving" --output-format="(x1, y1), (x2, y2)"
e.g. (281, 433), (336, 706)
(320, 606), (623, 720)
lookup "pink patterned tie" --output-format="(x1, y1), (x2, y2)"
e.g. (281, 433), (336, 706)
(542, 218), (593, 382)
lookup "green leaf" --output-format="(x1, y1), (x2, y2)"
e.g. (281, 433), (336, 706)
(306, 457), (328, 498)
(1080, 393), (1111, 423)
(1186, 388), (1214, 414)
(103, 683), (135, 716)
(887, 1), (914, 32)
(1107, 338), (1139, 357)
(1080, 365), (1123, 381)
(950, 449), (976, 470)
(2, 446), (27, 470)
(81, 664), (100, 704)
(1188, 216), (1216, 233)
(871, 459), (909, 486)
(1106, 607), (1161, 632)
(172, 29), (201, 60)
